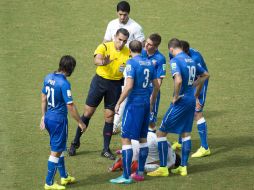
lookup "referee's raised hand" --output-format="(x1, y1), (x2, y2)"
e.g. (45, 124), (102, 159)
(103, 55), (116, 66)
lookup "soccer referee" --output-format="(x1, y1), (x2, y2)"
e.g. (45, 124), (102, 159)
(69, 28), (130, 160)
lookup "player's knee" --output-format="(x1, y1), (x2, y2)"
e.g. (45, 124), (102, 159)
(104, 110), (114, 122)
(84, 105), (96, 117)
(157, 130), (167, 137)
(195, 111), (203, 121)
(50, 151), (62, 157)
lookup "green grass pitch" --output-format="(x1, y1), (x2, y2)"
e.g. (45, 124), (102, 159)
(0, 0), (254, 189)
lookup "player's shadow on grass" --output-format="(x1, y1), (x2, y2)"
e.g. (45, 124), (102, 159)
(70, 171), (154, 188)
(205, 110), (225, 119)
(190, 135), (254, 174)
(74, 149), (99, 156)
(66, 145), (100, 156)
(208, 135), (253, 155)
(67, 172), (110, 187)
(190, 156), (254, 174)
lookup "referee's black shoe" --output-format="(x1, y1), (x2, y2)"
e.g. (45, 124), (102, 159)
(101, 149), (116, 160)
(68, 142), (80, 156)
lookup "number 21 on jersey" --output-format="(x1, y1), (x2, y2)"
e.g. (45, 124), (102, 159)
(46, 86), (55, 107)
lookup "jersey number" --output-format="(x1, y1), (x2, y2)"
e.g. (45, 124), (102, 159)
(143, 69), (150, 88)
(187, 66), (196, 85)
(46, 86), (55, 107)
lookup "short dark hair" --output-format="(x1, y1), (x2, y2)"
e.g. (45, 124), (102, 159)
(117, 1), (130, 13)
(116, 28), (130, 38)
(58, 55), (76, 77)
(129, 40), (142, 53)
(180, 40), (190, 55)
(168, 38), (181, 49)
(148, 33), (161, 47)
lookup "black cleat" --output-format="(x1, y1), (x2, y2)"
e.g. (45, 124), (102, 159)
(68, 142), (80, 156)
(101, 149), (116, 160)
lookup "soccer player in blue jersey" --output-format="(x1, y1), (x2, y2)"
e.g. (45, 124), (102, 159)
(147, 38), (209, 177)
(141, 33), (166, 131)
(172, 40), (211, 158)
(110, 40), (160, 184)
(40, 55), (86, 190)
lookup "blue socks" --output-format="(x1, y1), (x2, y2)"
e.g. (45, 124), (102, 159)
(157, 137), (168, 167)
(197, 117), (208, 149)
(122, 145), (133, 179)
(46, 156), (59, 185)
(181, 136), (192, 166)
(138, 143), (148, 175)
(57, 153), (68, 178)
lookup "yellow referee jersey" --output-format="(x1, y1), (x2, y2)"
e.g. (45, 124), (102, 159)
(94, 42), (130, 80)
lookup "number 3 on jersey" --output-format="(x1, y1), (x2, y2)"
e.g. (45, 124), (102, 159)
(46, 86), (55, 107)
(143, 68), (150, 88)
(187, 66), (196, 85)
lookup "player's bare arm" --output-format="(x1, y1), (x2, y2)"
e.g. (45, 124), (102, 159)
(172, 73), (182, 104)
(67, 103), (87, 132)
(150, 79), (160, 112)
(40, 93), (47, 130)
(194, 71), (209, 98)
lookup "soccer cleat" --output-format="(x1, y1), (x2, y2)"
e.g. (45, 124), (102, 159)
(61, 175), (76, 185)
(171, 141), (182, 150)
(108, 157), (123, 172)
(191, 147), (211, 158)
(110, 175), (133, 184)
(147, 167), (169, 177)
(171, 166), (187, 176)
(131, 173), (144, 181)
(68, 142), (80, 156)
(101, 149), (116, 160)
(44, 182), (65, 190)
(115, 149), (122, 155)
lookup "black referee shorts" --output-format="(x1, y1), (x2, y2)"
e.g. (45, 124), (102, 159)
(85, 74), (123, 111)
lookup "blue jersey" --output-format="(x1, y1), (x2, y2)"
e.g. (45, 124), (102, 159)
(141, 49), (166, 87)
(189, 48), (208, 72)
(125, 55), (157, 102)
(42, 73), (73, 116)
(170, 52), (205, 97)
